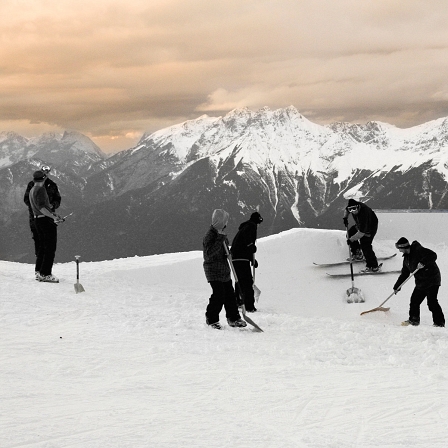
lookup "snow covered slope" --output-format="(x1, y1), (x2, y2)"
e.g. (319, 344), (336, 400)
(2, 222), (448, 447)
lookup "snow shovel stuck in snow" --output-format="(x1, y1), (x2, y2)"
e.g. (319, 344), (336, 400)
(346, 230), (365, 303)
(223, 242), (263, 332)
(74, 255), (85, 294)
(360, 267), (420, 316)
(253, 255), (261, 302)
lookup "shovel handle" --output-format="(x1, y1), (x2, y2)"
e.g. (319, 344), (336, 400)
(75, 255), (81, 280)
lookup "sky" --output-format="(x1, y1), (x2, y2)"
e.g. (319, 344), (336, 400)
(2, 0), (448, 153)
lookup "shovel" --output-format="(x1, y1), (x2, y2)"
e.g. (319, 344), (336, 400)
(74, 255), (85, 294)
(253, 254), (261, 302)
(346, 229), (365, 303)
(360, 267), (420, 316)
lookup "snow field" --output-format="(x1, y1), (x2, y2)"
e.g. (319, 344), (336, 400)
(1, 225), (448, 447)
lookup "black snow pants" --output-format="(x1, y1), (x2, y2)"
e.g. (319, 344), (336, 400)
(409, 285), (445, 326)
(205, 280), (241, 325)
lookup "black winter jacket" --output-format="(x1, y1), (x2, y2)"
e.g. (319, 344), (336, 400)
(24, 178), (61, 219)
(230, 220), (257, 261)
(393, 241), (441, 290)
(345, 201), (378, 237)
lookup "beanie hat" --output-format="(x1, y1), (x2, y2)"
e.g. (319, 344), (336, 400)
(250, 212), (263, 224)
(33, 170), (46, 181)
(395, 237), (410, 249)
(347, 199), (358, 208)
(211, 209), (229, 230)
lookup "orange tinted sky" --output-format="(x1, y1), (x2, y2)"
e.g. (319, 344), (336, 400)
(2, 0), (448, 153)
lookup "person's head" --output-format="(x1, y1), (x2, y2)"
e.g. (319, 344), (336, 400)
(395, 237), (411, 254)
(211, 209), (229, 231)
(33, 170), (47, 184)
(347, 199), (359, 214)
(41, 165), (51, 175)
(250, 212), (263, 225)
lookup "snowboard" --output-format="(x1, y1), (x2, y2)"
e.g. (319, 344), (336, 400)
(313, 253), (396, 267)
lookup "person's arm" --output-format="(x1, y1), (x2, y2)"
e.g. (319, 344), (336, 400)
(24, 182), (33, 207)
(393, 264), (410, 293)
(35, 188), (60, 222)
(349, 230), (365, 241)
(204, 229), (227, 260)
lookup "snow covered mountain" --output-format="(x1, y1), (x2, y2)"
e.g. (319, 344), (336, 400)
(0, 130), (105, 175)
(2, 106), (448, 263)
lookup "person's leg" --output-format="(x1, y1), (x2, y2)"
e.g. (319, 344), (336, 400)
(360, 235), (378, 268)
(38, 219), (57, 276)
(348, 226), (361, 256)
(426, 285), (445, 327)
(233, 261), (255, 310)
(205, 281), (225, 325)
(34, 220), (45, 274)
(222, 280), (241, 322)
(408, 288), (426, 324)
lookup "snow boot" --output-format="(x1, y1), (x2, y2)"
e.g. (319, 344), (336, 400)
(401, 319), (420, 326)
(39, 274), (59, 283)
(227, 318), (247, 328)
(206, 315), (222, 330)
(360, 265), (382, 274)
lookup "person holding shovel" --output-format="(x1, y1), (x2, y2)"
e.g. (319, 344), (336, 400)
(394, 238), (445, 327)
(203, 209), (246, 330)
(230, 212), (263, 312)
(343, 199), (379, 273)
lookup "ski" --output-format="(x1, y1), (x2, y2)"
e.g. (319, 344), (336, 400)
(313, 253), (396, 267)
(326, 269), (401, 278)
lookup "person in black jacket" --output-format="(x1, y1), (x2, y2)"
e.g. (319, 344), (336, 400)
(394, 237), (445, 327)
(230, 211), (263, 312)
(343, 199), (379, 272)
(24, 165), (61, 279)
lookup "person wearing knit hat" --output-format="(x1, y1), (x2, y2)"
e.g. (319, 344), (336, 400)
(27, 170), (63, 283)
(343, 198), (379, 273)
(24, 166), (62, 281)
(202, 209), (246, 329)
(230, 211), (263, 312)
(393, 238), (445, 327)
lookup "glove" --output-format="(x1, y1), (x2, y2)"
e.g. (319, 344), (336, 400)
(53, 214), (64, 224)
(343, 217), (348, 227)
(252, 259), (258, 268)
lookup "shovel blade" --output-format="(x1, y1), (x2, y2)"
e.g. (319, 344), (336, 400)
(360, 306), (390, 316)
(74, 282), (85, 294)
(346, 286), (365, 303)
(240, 306), (264, 332)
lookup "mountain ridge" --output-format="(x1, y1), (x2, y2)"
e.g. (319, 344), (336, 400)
(1, 106), (448, 263)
